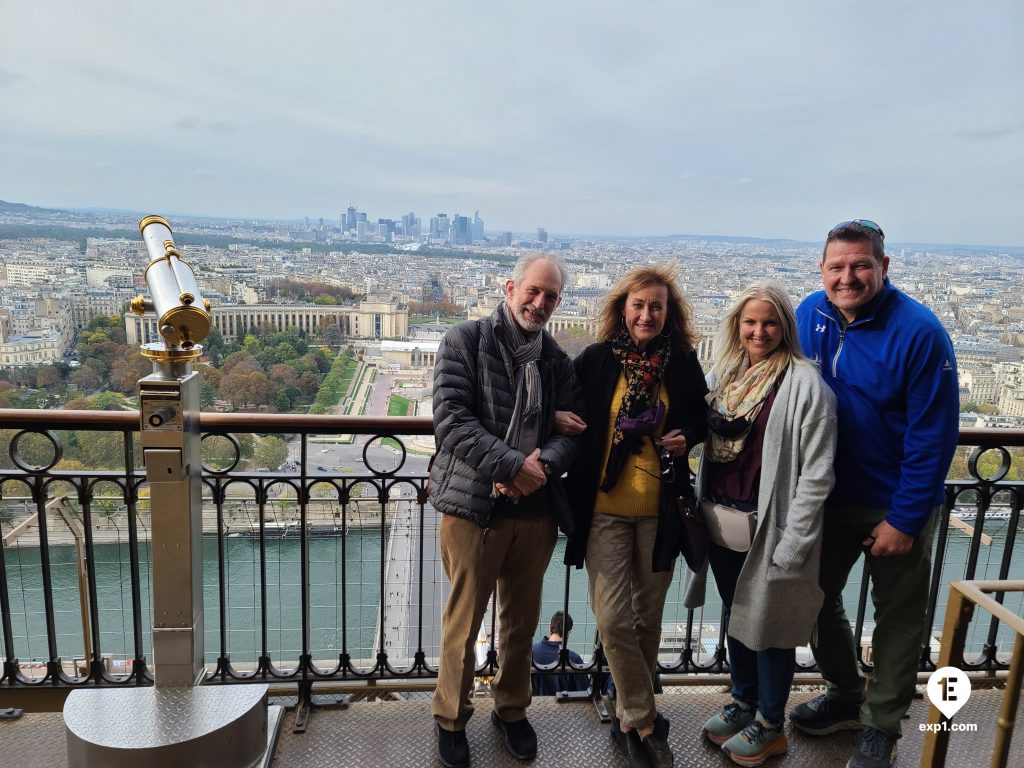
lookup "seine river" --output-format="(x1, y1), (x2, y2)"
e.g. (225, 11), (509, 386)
(4, 518), (1023, 671)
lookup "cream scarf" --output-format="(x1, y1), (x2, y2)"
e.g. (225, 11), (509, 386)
(706, 353), (788, 462)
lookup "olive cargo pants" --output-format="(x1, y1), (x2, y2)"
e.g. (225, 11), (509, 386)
(810, 502), (939, 738)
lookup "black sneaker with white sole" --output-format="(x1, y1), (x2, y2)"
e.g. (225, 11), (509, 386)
(789, 694), (861, 736)
(847, 727), (898, 768)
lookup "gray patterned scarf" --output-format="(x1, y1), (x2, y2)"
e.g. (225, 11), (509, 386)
(496, 303), (543, 454)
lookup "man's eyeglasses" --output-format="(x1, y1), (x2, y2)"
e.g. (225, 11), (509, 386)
(828, 219), (885, 240)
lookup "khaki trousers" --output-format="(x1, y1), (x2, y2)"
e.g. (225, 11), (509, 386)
(432, 513), (557, 731)
(587, 514), (673, 730)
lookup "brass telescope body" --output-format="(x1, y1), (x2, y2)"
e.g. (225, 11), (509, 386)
(133, 216), (212, 362)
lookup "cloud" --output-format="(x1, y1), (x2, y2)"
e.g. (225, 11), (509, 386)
(174, 117), (235, 134)
(955, 122), (1024, 142)
(0, 68), (25, 87)
(0, 0), (1021, 244)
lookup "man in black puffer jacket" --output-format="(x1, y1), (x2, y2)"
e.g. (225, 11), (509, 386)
(430, 252), (584, 768)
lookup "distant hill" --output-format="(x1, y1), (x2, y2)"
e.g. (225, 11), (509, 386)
(660, 233), (810, 247)
(653, 232), (1024, 255)
(0, 199), (63, 214)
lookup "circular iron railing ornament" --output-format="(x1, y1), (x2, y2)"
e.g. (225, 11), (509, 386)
(967, 445), (1011, 483)
(9, 429), (63, 473)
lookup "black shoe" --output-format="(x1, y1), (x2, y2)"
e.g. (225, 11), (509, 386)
(652, 713), (671, 739)
(847, 727), (898, 768)
(490, 711), (537, 760)
(436, 724), (470, 768)
(624, 729), (654, 768)
(631, 716), (673, 768)
(640, 732), (674, 768)
(610, 716), (631, 757)
(789, 694), (862, 736)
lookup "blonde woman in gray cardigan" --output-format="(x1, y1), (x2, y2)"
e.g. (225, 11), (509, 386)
(689, 281), (837, 767)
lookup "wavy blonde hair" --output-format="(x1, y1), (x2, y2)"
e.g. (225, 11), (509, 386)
(596, 263), (699, 352)
(712, 280), (808, 388)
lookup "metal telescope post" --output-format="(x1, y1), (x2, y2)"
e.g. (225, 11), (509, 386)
(62, 216), (282, 768)
(134, 214), (209, 686)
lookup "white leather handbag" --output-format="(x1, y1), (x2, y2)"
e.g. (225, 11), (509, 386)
(700, 500), (757, 553)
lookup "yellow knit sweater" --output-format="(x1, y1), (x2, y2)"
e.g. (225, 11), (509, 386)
(592, 373), (669, 518)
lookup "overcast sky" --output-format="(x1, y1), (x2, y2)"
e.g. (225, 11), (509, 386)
(2, 1), (1022, 245)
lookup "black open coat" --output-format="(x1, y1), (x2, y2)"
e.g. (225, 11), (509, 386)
(564, 341), (709, 571)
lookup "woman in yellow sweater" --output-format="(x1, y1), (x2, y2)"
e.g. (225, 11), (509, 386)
(564, 263), (708, 768)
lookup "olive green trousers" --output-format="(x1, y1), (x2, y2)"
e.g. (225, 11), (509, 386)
(810, 503), (939, 738)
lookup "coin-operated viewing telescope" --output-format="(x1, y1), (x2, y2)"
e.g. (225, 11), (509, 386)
(130, 215), (212, 362)
(63, 216), (278, 768)
(132, 214), (213, 686)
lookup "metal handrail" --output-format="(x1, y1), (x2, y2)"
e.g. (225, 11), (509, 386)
(920, 580), (1024, 768)
(1, 409), (1023, 697)
(0, 408), (433, 435)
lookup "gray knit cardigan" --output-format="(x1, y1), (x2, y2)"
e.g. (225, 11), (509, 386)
(684, 360), (837, 651)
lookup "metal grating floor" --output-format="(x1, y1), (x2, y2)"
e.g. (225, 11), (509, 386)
(2, 686), (1019, 767)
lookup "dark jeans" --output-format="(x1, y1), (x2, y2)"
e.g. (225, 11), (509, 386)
(709, 542), (795, 726)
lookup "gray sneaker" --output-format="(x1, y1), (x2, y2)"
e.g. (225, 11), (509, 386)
(721, 715), (788, 767)
(847, 727), (898, 768)
(789, 694), (861, 735)
(703, 700), (756, 746)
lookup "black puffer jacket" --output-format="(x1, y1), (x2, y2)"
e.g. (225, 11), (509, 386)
(430, 308), (583, 530)
(564, 341), (709, 571)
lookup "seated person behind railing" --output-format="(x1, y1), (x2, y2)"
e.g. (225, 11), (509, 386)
(685, 281), (837, 767)
(531, 611), (588, 696)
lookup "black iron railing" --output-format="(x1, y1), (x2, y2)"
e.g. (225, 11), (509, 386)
(1, 410), (1022, 699)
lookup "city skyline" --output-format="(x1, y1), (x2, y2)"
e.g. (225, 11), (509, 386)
(2, 2), (1023, 245)
(5, 197), (1024, 253)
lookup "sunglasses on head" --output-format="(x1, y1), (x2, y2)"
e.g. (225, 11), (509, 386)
(828, 219), (885, 240)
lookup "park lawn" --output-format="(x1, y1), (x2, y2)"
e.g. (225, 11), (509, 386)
(387, 395), (411, 416)
(310, 355), (360, 414)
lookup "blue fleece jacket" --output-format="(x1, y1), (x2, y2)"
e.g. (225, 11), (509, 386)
(796, 281), (959, 536)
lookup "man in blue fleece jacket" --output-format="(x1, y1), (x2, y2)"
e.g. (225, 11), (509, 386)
(790, 220), (959, 768)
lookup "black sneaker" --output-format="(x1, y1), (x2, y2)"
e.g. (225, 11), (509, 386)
(491, 711), (537, 760)
(436, 724), (470, 768)
(847, 727), (898, 768)
(789, 694), (861, 735)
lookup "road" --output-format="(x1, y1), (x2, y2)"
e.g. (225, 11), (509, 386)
(278, 366), (444, 659)
(286, 365), (432, 477)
